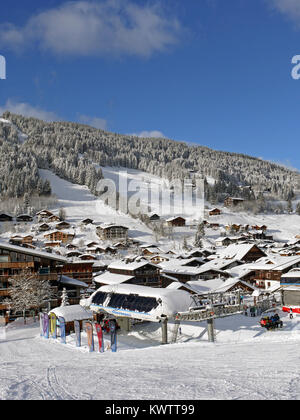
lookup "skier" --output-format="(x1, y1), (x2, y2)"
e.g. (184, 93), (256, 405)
(289, 308), (294, 320)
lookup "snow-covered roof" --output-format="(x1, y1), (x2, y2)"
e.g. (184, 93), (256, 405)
(281, 269), (300, 278)
(217, 244), (265, 261)
(49, 305), (93, 322)
(0, 240), (67, 262)
(98, 223), (128, 230)
(58, 275), (88, 288)
(165, 216), (186, 222)
(108, 261), (157, 271)
(93, 283), (194, 315)
(212, 278), (257, 293)
(94, 272), (134, 285)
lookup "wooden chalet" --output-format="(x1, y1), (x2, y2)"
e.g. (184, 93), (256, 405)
(96, 224), (129, 241)
(213, 278), (257, 294)
(252, 225), (267, 231)
(161, 266), (230, 283)
(9, 235), (34, 246)
(208, 208), (221, 216)
(166, 217), (186, 227)
(66, 250), (82, 258)
(38, 223), (51, 232)
(225, 224), (242, 233)
(149, 213), (160, 222)
(250, 256), (300, 289)
(65, 243), (78, 250)
(44, 241), (61, 248)
(207, 223), (220, 230)
(48, 215), (61, 223)
(218, 244), (267, 263)
(249, 230), (273, 241)
(44, 231), (75, 244)
(0, 214), (13, 222)
(81, 218), (94, 225)
(215, 237), (234, 247)
(107, 261), (161, 287)
(36, 209), (54, 220)
(79, 254), (97, 261)
(0, 241), (67, 320)
(55, 221), (71, 230)
(224, 197), (244, 208)
(16, 214), (33, 222)
(149, 255), (170, 264)
(61, 261), (94, 285)
(86, 241), (99, 248)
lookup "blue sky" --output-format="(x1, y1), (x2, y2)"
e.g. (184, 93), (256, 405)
(1, 0), (300, 169)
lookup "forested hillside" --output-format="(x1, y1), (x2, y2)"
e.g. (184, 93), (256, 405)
(0, 112), (299, 207)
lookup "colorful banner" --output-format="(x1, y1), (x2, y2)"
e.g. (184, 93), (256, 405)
(59, 316), (66, 344)
(49, 313), (57, 339)
(109, 320), (117, 353)
(95, 323), (104, 353)
(43, 313), (49, 339)
(85, 321), (94, 353)
(39, 313), (44, 337)
(74, 320), (81, 347)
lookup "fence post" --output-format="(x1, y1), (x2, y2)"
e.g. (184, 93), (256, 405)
(161, 317), (168, 345)
(207, 318), (215, 342)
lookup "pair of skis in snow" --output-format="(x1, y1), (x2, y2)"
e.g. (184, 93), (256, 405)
(87, 320), (117, 353)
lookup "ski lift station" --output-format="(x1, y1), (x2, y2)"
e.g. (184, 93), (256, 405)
(86, 283), (276, 344)
(89, 284), (194, 323)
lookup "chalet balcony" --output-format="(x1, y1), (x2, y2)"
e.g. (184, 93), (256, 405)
(0, 273), (59, 283)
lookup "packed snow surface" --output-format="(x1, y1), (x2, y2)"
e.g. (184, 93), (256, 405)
(1, 311), (300, 400)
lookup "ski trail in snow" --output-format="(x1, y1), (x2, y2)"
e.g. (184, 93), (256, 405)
(46, 366), (76, 400)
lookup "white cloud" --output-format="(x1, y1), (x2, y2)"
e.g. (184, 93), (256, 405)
(0, 99), (59, 121)
(79, 114), (108, 130)
(268, 0), (300, 24)
(0, 0), (182, 58)
(129, 130), (165, 138)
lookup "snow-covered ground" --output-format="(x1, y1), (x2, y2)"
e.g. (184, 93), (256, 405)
(1, 310), (300, 400)
(38, 169), (154, 245)
(39, 166), (300, 247)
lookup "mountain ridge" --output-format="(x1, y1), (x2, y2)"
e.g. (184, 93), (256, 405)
(0, 111), (299, 207)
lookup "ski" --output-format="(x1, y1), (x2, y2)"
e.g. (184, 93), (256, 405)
(109, 320), (117, 352)
(95, 323), (104, 353)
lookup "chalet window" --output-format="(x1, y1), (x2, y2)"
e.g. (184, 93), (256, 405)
(0, 255), (9, 262)
(10, 252), (18, 262)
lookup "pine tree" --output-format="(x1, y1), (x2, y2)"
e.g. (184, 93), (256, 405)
(60, 288), (70, 307)
(194, 221), (205, 248)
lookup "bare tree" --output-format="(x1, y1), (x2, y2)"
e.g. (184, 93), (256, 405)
(4, 269), (54, 324)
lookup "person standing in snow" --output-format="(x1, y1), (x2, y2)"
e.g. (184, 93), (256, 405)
(289, 308), (294, 319)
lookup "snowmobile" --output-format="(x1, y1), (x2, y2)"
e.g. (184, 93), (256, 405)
(260, 315), (283, 331)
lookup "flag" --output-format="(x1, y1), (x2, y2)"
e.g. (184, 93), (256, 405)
(59, 316), (66, 344)
(43, 313), (49, 339)
(109, 320), (117, 352)
(74, 320), (81, 347)
(85, 321), (94, 352)
(95, 323), (104, 353)
(49, 313), (57, 339)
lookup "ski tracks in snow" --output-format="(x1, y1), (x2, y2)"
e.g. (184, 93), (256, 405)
(46, 366), (93, 400)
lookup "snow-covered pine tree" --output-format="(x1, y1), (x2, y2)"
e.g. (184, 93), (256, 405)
(60, 288), (70, 307)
